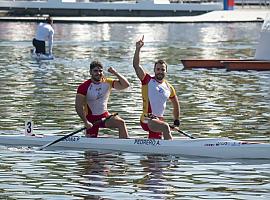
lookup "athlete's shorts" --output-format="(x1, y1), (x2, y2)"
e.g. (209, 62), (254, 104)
(32, 38), (46, 54)
(140, 120), (162, 139)
(86, 111), (110, 137)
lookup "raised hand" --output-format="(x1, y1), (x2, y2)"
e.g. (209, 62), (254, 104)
(108, 66), (117, 75)
(136, 35), (144, 49)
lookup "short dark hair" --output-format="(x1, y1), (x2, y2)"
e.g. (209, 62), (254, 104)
(154, 59), (167, 71)
(46, 16), (53, 25)
(90, 60), (103, 70)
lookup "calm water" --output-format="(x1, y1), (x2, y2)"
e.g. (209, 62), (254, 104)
(0, 21), (269, 199)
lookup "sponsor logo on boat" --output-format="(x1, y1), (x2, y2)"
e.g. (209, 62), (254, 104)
(134, 139), (161, 146)
(64, 136), (80, 142)
(204, 142), (244, 147)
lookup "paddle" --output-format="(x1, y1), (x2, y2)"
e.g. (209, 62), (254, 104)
(170, 125), (195, 139)
(143, 114), (195, 139)
(37, 113), (118, 150)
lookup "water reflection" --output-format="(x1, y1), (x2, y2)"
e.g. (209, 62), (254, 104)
(137, 155), (178, 199)
(0, 145), (269, 199)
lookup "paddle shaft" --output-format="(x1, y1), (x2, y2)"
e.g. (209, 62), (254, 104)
(144, 114), (195, 139)
(38, 127), (86, 150)
(38, 113), (118, 150)
(170, 125), (195, 139)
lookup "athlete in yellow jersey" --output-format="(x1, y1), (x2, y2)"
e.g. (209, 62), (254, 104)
(75, 60), (130, 139)
(133, 36), (180, 140)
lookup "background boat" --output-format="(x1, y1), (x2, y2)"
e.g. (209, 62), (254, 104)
(181, 17), (270, 70)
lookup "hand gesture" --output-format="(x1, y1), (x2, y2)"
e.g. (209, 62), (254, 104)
(108, 66), (117, 75)
(136, 35), (144, 50)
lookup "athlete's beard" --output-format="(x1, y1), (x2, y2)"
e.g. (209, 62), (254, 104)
(92, 74), (103, 82)
(155, 73), (164, 81)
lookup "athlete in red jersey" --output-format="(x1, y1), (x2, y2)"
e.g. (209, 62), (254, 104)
(75, 60), (130, 138)
(133, 36), (180, 140)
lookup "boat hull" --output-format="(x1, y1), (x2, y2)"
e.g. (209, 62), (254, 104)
(181, 59), (228, 69)
(0, 134), (269, 159)
(223, 60), (270, 71)
(181, 59), (270, 71)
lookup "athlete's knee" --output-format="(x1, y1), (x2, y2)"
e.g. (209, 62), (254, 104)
(114, 117), (126, 128)
(118, 118), (126, 127)
(164, 123), (170, 132)
(162, 123), (172, 140)
(159, 122), (170, 132)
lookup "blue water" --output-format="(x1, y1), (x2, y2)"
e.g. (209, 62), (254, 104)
(0, 21), (269, 199)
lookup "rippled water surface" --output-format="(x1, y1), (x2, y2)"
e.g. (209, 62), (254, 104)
(0, 21), (269, 199)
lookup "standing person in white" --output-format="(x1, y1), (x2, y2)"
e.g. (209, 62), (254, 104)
(32, 16), (54, 55)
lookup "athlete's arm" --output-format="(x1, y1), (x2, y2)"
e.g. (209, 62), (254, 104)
(170, 95), (180, 122)
(133, 35), (146, 81)
(108, 67), (130, 90)
(48, 29), (54, 55)
(75, 94), (93, 129)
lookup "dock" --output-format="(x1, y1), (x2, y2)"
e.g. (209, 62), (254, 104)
(0, 0), (223, 17)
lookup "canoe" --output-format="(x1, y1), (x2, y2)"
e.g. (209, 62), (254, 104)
(181, 59), (270, 71)
(0, 134), (269, 159)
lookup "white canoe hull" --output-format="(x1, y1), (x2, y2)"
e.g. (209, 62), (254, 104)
(0, 134), (269, 159)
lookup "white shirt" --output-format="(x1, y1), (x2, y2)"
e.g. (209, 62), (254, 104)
(86, 81), (111, 115)
(141, 74), (176, 118)
(35, 22), (54, 54)
(148, 79), (172, 117)
(77, 78), (114, 116)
